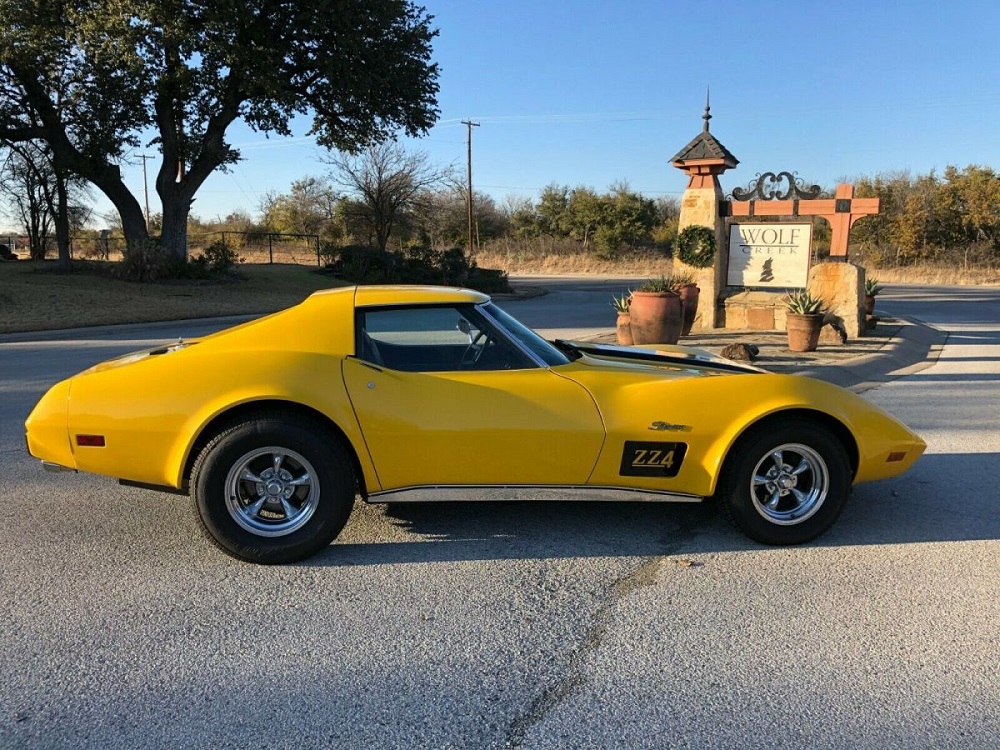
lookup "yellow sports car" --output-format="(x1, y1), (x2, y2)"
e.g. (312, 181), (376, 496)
(26, 285), (925, 563)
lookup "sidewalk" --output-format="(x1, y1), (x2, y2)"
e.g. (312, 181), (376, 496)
(580, 315), (947, 393)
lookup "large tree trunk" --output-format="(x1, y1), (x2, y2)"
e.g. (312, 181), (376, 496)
(116, 196), (150, 253)
(79, 163), (149, 253)
(159, 187), (193, 262)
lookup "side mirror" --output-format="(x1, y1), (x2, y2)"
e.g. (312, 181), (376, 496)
(456, 318), (473, 342)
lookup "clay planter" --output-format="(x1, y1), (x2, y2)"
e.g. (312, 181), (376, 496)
(677, 283), (700, 337)
(785, 313), (824, 352)
(864, 294), (876, 316)
(628, 291), (683, 345)
(615, 312), (634, 345)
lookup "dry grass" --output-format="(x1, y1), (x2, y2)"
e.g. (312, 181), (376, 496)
(862, 264), (1000, 286)
(475, 238), (674, 276)
(0, 261), (345, 334)
(477, 238), (1000, 285)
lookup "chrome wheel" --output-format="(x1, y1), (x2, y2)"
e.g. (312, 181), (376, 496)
(224, 446), (319, 537)
(750, 443), (828, 526)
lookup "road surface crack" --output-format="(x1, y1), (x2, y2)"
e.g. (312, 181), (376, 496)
(502, 516), (709, 748)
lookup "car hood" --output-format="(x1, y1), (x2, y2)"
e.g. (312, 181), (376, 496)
(78, 340), (201, 375)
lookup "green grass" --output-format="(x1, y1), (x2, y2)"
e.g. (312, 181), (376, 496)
(0, 260), (347, 334)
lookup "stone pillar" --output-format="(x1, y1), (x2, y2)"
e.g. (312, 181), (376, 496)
(669, 99), (738, 331)
(808, 262), (865, 341)
(674, 179), (727, 331)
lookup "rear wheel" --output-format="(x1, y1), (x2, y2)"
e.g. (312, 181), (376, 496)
(191, 413), (354, 563)
(718, 419), (851, 545)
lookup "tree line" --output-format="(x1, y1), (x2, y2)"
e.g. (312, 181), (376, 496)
(851, 165), (1000, 266)
(6, 134), (1000, 272)
(251, 146), (680, 260)
(242, 161), (1000, 269)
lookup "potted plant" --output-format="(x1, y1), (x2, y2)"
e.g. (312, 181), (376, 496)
(784, 290), (826, 352)
(611, 292), (633, 345)
(629, 275), (683, 345)
(864, 277), (883, 316)
(666, 271), (699, 336)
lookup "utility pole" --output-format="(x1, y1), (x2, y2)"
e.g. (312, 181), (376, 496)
(138, 154), (153, 228)
(461, 120), (480, 257)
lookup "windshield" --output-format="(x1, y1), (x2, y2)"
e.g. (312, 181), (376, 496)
(482, 303), (570, 367)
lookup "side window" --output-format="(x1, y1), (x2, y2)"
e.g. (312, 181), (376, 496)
(357, 306), (533, 372)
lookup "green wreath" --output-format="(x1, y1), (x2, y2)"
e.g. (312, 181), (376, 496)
(675, 225), (717, 268)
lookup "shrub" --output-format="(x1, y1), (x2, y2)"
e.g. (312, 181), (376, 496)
(325, 244), (509, 292)
(113, 240), (174, 282)
(200, 239), (244, 273)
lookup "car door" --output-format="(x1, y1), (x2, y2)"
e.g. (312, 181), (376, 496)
(342, 304), (605, 491)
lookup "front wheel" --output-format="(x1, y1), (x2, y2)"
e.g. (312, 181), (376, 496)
(191, 413), (355, 563)
(717, 419), (851, 545)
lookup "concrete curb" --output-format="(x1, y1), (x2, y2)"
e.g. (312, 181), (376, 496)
(794, 316), (948, 392)
(0, 314), (260, 344)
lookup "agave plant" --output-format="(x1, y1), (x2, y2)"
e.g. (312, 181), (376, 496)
(635, 274), (688, 294)
(784, 290), (825, 316)
(666, 271), (696, 290)
(610, 292), (631, 313)
(865, 278), (884, 296)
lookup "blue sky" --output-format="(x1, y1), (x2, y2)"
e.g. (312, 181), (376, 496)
(78, 1), (1000, 225)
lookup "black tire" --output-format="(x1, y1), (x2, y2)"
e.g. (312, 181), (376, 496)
(191, 412), (354, 564)
(717, 419), (851, 545)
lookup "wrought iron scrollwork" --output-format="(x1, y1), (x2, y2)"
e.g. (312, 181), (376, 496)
(729, 171), (822, 201)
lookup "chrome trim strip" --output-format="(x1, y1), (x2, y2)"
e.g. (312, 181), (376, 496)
(42, 461), (75, 473)
(366, 484), (704, 504)
(476, 302), (549, 369)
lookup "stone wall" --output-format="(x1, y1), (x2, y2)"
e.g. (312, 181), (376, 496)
(715, 261), (867, 339)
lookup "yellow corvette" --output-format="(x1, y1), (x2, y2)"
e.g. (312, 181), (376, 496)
(26, 285), (925, 563)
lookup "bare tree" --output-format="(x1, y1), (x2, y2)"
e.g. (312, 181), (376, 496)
(0, 141), (91, 265)
(325, 142), (450, 250)
(1, 144), (51, 259)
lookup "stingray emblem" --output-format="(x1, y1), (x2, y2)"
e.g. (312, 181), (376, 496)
(649, 421), (690, 432)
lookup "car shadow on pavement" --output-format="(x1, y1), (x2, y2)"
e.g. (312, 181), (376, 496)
(312, 452), (999, 567)
(321, 500), (724, 566)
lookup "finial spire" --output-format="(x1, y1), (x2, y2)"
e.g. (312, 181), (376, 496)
(703, 87), (711, 132)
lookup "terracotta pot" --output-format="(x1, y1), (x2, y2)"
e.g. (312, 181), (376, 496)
(786, 313), (824, 352)
(628, 291), (682, 345)
(615, 312), (633, 345)
(677, 283), (700, 337)
(864, 294), (875, 316)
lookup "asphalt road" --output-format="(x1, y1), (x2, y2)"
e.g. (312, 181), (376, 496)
(1, 281), (997, 749)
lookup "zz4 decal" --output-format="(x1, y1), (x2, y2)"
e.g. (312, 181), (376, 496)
(619, 441), (688, 478)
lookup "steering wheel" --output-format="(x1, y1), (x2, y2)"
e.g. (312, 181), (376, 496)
(459, 330), (488, 369)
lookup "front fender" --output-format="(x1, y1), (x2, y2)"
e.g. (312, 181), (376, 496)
(564, 366), (919, 496)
